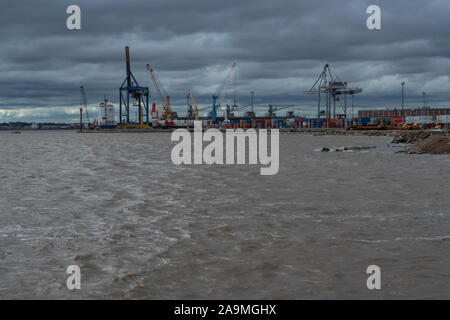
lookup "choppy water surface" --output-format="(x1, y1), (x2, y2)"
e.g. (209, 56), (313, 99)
(0, 130), (449, 299)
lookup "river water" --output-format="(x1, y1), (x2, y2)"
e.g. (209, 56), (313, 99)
(0, 130), (449, 299)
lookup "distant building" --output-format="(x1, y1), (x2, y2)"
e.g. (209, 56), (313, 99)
(358, 107), (450, 118)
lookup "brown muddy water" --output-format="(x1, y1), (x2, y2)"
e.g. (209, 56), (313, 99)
(0, 130), (449, 299)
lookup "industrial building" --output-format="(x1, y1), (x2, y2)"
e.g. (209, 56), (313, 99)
(356, 107), (450, 126)
(358, 107), (450, 118)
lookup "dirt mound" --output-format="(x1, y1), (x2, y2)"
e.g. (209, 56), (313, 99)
(390, 131), (431, 144)
(409, 136), (450, 154)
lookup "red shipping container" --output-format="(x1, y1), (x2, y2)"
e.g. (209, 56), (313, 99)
(391, 116), (404, 125)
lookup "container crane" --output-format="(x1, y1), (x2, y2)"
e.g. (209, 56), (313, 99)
(80, 86), (91, 128)
(146, 64), (173, 126)
(188, 89), (199, 120)
(119, 46), (150, 125)
(304, 64), (362, 119)
(212, 62), (236, 123)
(304, 64), (334, 118)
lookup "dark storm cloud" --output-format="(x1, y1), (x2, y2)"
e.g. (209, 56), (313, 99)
(1, 0), (449, 121)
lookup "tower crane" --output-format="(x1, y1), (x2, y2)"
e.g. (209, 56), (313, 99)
(80, 86), (91, 128)
(146, 64), (173, 126)
(212, 62), (236, 123)
(187, 89), (199, 120)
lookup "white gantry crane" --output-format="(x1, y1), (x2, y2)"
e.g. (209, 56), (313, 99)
(304, 64), (362, 119)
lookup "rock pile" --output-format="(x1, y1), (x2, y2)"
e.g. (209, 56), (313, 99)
(408, 136), (450, 154)
(390, 131), (432, 144)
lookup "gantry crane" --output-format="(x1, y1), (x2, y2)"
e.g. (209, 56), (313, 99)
(304, 64), (362, 119)
(80, 86), (91, 127)
(187, 89), (199, 120)
(119, 46), (150, 125)
(146, 64), (173, 126)
(212, 62), (237, 123)
(304, 64), (334, 118)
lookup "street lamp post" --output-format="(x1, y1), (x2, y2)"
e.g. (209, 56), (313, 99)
(401, 82), (405, 109)
(401, 81), (405, 120)
(250, 91), (255, 127)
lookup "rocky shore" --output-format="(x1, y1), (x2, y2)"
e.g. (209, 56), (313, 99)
(309, 129), (449, 154)
(404, 136), (450, 154)
(388, 130), (450, 154)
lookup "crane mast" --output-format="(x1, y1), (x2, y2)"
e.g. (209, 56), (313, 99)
(188, 89), (199, 120)
(80, 86), (90, 127)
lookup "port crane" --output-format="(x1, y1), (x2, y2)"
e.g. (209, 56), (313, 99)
(119, 46), (150, 125)
(146, 64), (173, 126)
(266, 104), (296, 118)
(304, 64), (362, 119)
(198, 102), (250, 121)
(80, 86), (91, 128)
(304, 64), (334, 118)
(187, 89), (199, 120)
(186, 94), (194, 120)
(205, 103), (251, 120)
(212, 62), (237, 123)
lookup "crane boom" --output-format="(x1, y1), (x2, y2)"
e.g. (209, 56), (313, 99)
(80, 86), (90, 126)
(188, 89), (199, 120)
(232, 103), (251, 112)
(212, 62), (237, 122)
(216, 62), (237, 108)
(146, 64), (167, 110)
(146, 64), (173, 124)
(273, 105), (295, 111)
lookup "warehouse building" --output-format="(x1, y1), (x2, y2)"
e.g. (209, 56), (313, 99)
(358, 107), (450, 118)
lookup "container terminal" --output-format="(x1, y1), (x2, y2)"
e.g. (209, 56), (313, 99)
(78, 46), (450, 132)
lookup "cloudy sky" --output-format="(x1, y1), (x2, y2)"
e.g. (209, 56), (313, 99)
(1, 0), (450, 122)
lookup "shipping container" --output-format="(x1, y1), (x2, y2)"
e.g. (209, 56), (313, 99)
(359, 117), (370, 126)
(416, 116), (433, 124)
(405, 116), (415, 124)
(391, 116), (404, 125)
(437, 115), (450, 123)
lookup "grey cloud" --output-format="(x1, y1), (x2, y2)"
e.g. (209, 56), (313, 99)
(1, 0), (449, 122)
